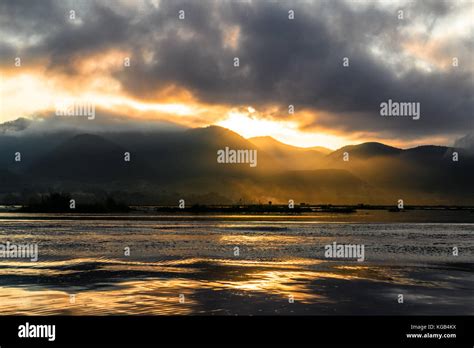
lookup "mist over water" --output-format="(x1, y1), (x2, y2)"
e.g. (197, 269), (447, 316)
(0, 212), (473, 315)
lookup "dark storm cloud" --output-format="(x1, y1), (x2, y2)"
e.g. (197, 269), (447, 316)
(1, 0), (472, 140)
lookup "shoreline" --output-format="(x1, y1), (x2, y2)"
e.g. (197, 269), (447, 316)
(0, 208), (473, 223)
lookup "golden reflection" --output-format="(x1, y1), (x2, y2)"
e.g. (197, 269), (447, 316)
(0, 258), (202, 277)
(332, 265), (439, 286)
(0, 257), (434, 315)
(206, 270), (327, 304)
(220, 235), (303, 244)
(0, 280), (197, 315)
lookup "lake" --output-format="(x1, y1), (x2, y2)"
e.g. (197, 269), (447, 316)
(0, 211), (473, 315)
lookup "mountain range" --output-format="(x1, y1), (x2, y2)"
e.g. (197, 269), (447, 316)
(1, 118), (473, 205)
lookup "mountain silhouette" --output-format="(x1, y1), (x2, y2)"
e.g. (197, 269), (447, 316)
(30, 134), (154, 183)
(249, 136), (328, 170)
(0, 118), (473, 205)
(327, 142), (402, 161)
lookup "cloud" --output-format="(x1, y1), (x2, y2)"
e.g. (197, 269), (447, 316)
(0, 0), (472, 142)
(454, 132), (474, 152)
(0, 109), (186, 136)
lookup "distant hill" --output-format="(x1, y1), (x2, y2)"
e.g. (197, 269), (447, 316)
(0, 118), (473, 205)
(260, 169), (376, 204)
(249, 136), (327, 170)
(327, 142), (403, 161)
(401, 145), (453, 162)
(249, 136), (329, 155)
(322, 142), (474, 204)
(0, 117), (32, 133)
(308, 146), (332, 155)
(30, 134), (154, 183)
(102, 125), (263, 181)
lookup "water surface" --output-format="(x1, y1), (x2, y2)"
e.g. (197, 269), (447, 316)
(0, 212), (472, 315)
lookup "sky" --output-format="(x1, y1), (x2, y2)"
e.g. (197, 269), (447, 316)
(0, 0), (473, 149)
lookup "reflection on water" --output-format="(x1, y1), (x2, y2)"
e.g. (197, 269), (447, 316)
(0, 258), (411, 314)
(0, 215), (473, 315)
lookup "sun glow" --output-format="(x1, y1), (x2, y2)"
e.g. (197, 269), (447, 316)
(0, 70), (198, 122)
(83, 94), (195, 116)
(217, 111), (348, 149)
